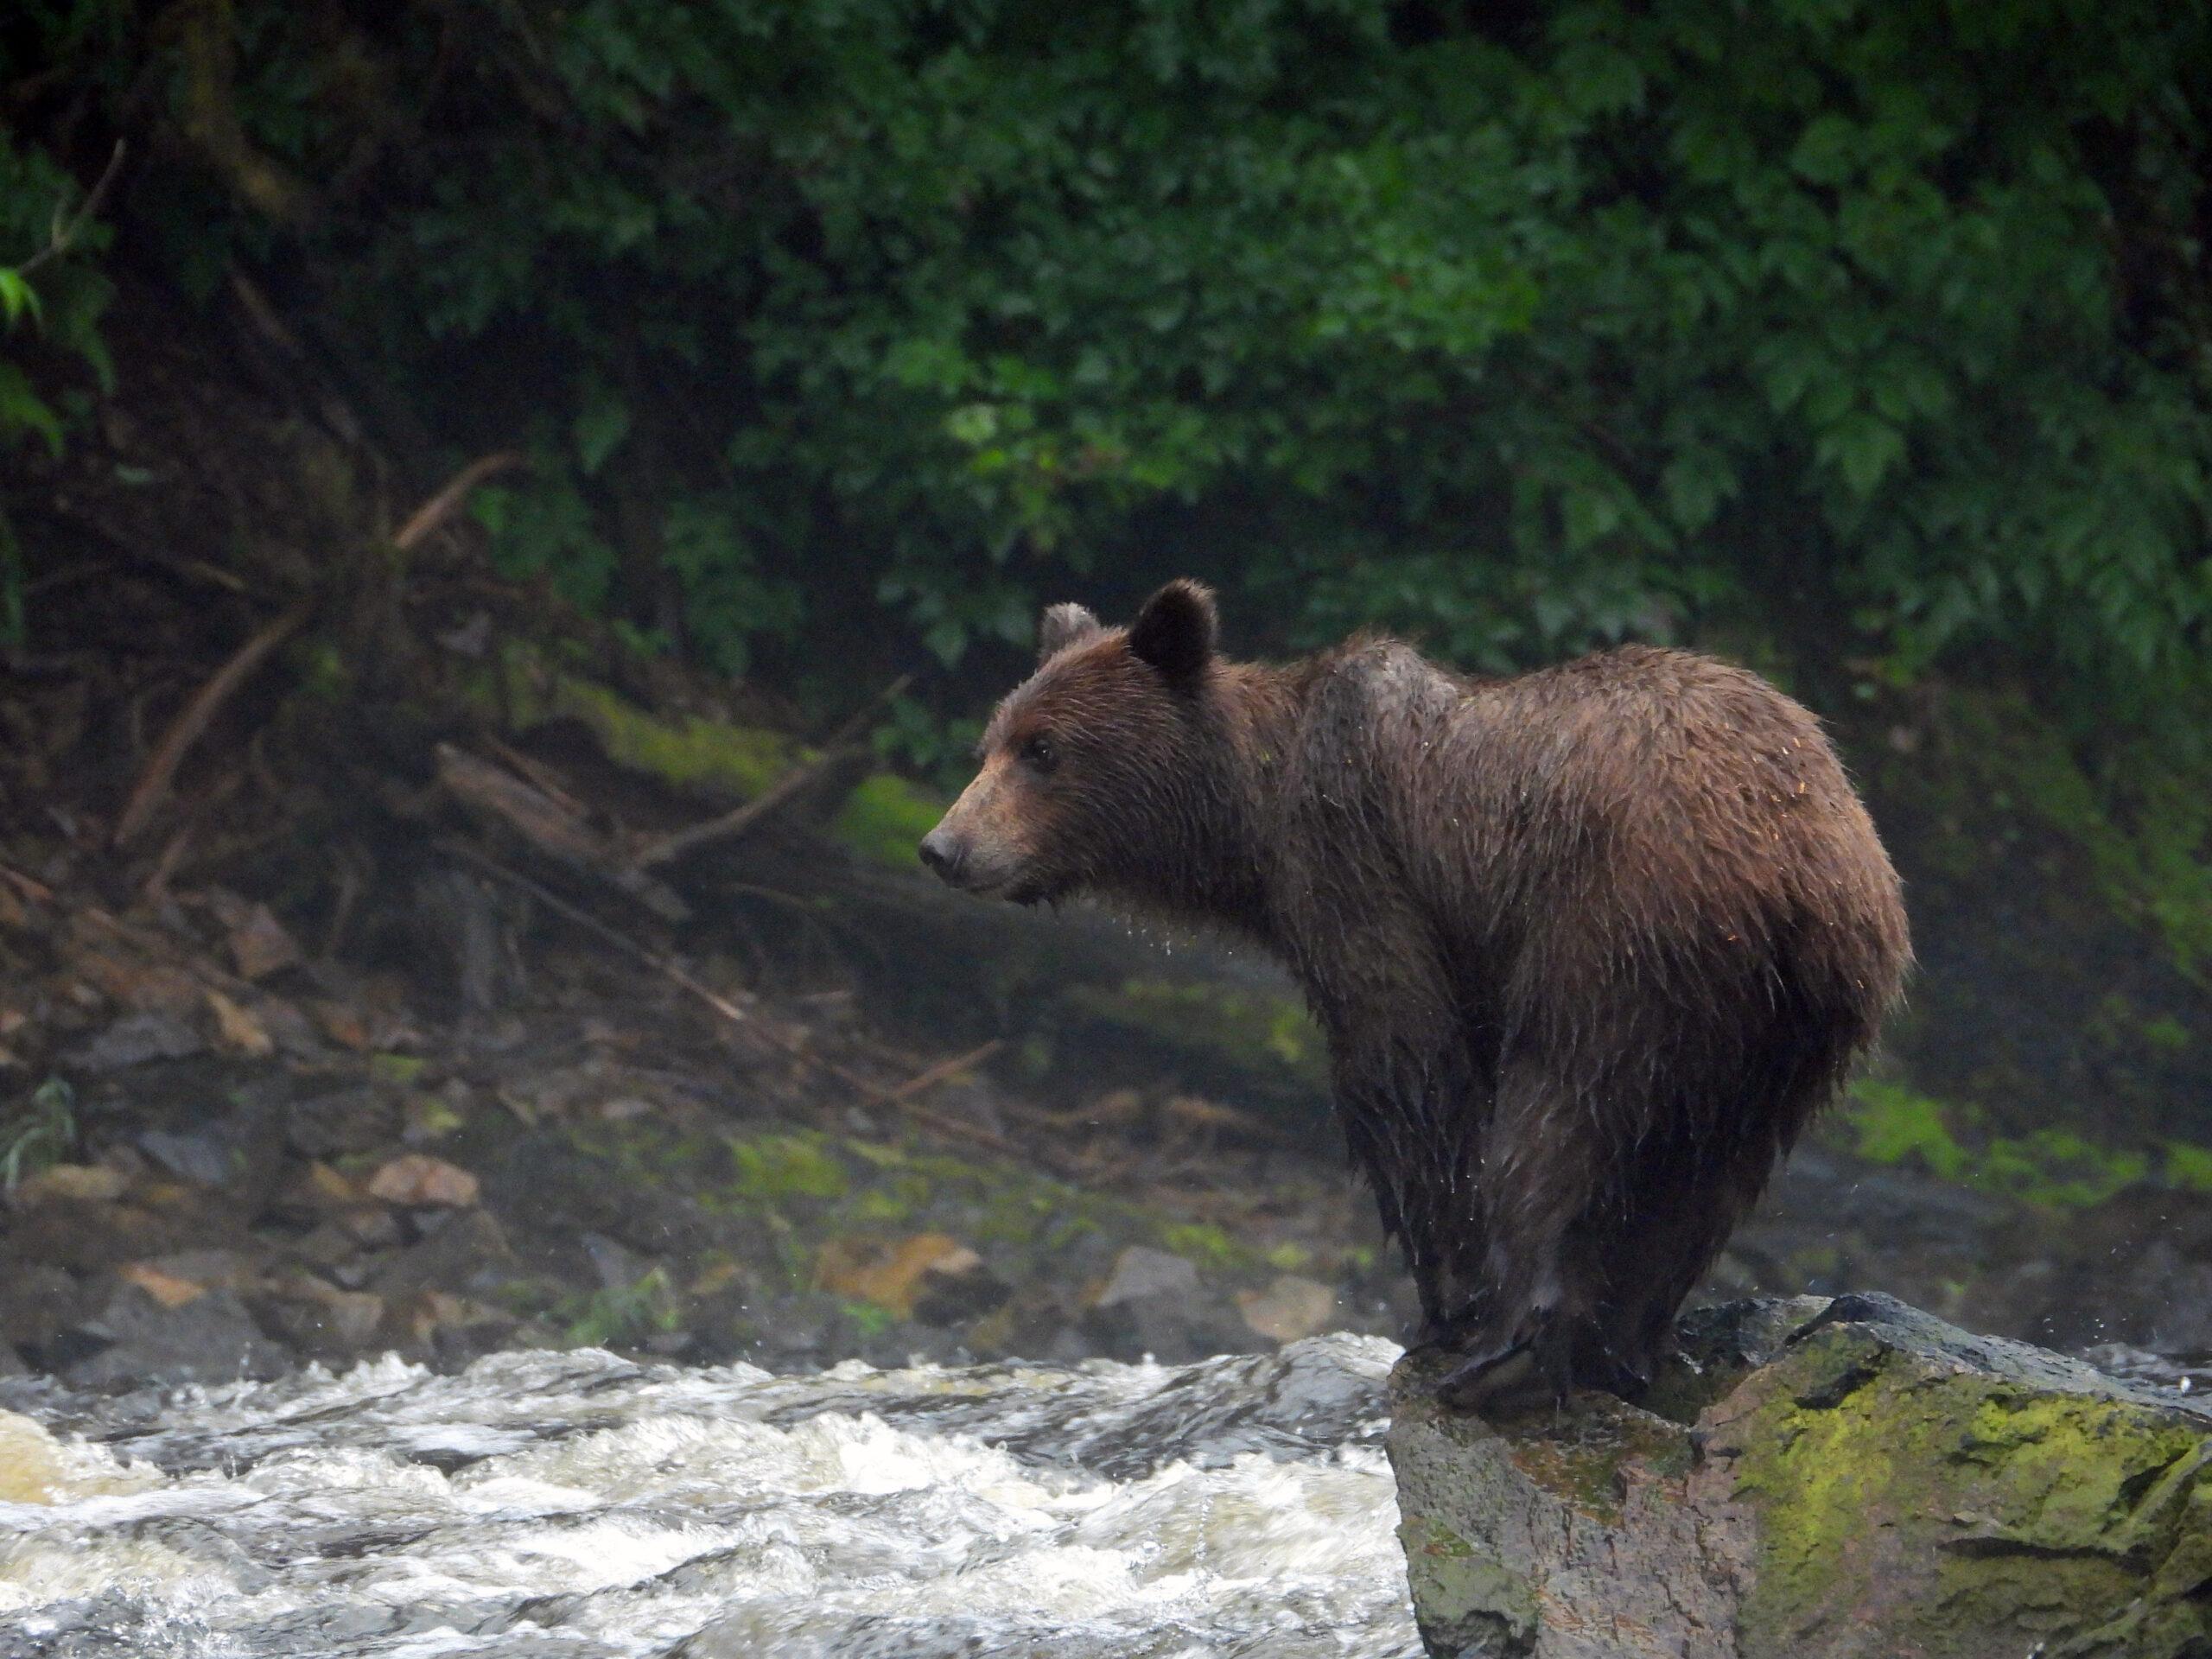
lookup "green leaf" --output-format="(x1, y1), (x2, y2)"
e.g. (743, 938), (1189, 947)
(1790, 114), (1859, 185)
(0, 268), (42, 329)
(1817, 411), (1905, 500)
(0, 361), (63, 456)
(574, 397), (632, 475)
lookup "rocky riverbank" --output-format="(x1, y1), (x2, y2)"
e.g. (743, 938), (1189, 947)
(7, 831), (2212, 1401)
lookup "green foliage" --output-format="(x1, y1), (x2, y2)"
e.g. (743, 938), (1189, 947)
(1, 128), (116, 641)
(556, 1268), (683, 1350)
(4, 1), (2210, 735)
(1, 1077), (77, 1192)
(829, 772), (950, 868)
(1841, 1080), (2164, 1210)
(727, 1131), (851, 1204)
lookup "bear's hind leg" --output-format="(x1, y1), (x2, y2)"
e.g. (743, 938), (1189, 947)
(1432, 1052), (1616, 1412)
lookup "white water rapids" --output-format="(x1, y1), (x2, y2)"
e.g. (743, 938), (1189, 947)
(0, 1334), (1419, 1657)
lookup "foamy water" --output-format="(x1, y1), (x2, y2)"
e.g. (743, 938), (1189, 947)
(0, 1336), (1418, 1657)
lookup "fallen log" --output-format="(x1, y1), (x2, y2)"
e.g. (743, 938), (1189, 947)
(433, 742), (689, 922)
(1389, 1293), (2212, 1658)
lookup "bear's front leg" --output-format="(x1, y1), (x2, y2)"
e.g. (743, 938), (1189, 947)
(1315, 1014), (1493, 1357)
(1289, 880), (1497, 1369)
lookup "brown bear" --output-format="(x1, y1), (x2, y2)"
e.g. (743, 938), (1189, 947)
(920, 579), (1910, 1406)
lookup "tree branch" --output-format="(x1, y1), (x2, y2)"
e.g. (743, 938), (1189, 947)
(13, 140), (127, 279)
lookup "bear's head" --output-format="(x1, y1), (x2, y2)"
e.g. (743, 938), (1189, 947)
(919, 579), (1223, 909)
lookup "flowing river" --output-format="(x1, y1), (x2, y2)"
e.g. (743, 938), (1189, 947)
(0, 1334), (1418, 1658)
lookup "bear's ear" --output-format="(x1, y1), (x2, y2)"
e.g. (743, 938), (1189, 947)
(1128, 579), (1217, 689)
(1037, 602), (1103, 663)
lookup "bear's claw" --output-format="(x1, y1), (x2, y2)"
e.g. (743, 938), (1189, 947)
(1433, 1313), (1572, 1414)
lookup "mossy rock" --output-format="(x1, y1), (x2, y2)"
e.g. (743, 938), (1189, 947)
(1389, 1293), (2212, 1657)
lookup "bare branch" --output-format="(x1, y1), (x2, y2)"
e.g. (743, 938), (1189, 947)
(15, 141), (128, 279)
(112, 602), (309, 847)
(394, 452), (525, 552)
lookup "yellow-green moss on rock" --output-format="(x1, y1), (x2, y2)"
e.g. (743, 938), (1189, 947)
(1388, 1294), (2212, 1658)
(1725, 1317), (2209, 1654)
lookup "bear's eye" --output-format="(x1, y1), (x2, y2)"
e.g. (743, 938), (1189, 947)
(1019, 734), (1060, 776)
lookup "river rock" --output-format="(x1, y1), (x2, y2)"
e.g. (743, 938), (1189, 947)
(365, 1153), (480, 1207)
(1389, 1293), (2212, 1658)
(1084, 1245), (1253, 1363)
(0, 1262), (83, 1355)
(7, 1163), (129, 1205)
(1237, 1273), (1342, 1344)
(62, 1281), (289, 1388)
(287, 1085), (402, 1159)
(68, 1010), (204, 1071)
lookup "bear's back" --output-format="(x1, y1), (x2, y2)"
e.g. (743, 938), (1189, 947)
(1294, 639), (1901, 982)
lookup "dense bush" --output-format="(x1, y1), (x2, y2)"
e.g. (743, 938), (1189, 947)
(2, 1), (2208, 729)
(0, 126), (112, 640)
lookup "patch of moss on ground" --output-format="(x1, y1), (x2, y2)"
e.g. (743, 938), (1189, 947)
(727, 1130), (849, 1203)
(1503, 1408), (1692, 1525)
(483, 643), (946, 868)
(1066, 977), (1326, 1091)
(1160, 1222), (1240, 1270)
(501, 646), (793, 798)
(1835, 1081), (2171, 1210)
(2164, 1141), (2212, 1193)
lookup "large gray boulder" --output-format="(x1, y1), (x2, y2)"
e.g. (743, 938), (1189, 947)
(1389, 1294), (2212, 1658)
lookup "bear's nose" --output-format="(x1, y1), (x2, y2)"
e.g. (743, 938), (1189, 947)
(918, 829), (963, 881)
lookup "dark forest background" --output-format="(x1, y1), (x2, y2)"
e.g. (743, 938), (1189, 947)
(6, 3), (2205, 709)
(3, 1), (2211, 1163)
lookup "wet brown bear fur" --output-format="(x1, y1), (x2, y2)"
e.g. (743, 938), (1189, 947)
(920, 580), (1910, 1406)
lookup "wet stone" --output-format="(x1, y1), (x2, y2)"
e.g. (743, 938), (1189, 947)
(336, 1205), (404, 1249)
(142, 1247), (262, 1292)
(1095, 1244), (1200, 1306)
(8, 1163), (129, 1205)
(912, 1254), (1010, 1326)
(132, 1097), (289, 1217)
(582, 1230), (654, 1292)
(68, 1011), (204, 1072)
(0, 1262), (85, 1353)
(1084, 1247), (1255, 1365)
(286, 1085), (401, 1160)
(136, 1128), (235, 1187)
(1237, 1274), (1344, 1344)
(365, 1153), (480, 1208)
(62, 1283), (289, 1389)
(370, 1208), (515, 1301)
(9, 1198), (194, 1274)
(248, 1276), (385, 1359)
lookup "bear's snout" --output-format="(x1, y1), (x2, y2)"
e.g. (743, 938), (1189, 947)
(919, 812), (1033, 899)
(918, 825), (967, 884)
